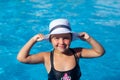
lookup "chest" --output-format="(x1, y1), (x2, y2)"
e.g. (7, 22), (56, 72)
(48, 55), (81, 80)
(53, 55), (76, 71)
(44, 53), (77, 73)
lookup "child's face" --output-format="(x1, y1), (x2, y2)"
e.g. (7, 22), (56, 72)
(50, 33), (72, 53)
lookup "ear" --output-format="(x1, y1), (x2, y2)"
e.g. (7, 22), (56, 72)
(49, 35), (52, 42)
(70, 33), (73, 41)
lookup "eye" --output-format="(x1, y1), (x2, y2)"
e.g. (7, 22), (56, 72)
(64, 37), (70, 40)
(53, 36), (59, 39)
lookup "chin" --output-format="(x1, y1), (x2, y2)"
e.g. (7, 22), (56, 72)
(57, 48), (69, 53)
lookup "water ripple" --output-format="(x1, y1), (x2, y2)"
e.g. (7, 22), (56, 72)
(0, 68), (4, 74)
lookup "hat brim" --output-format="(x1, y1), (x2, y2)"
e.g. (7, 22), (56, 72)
(43, 32), (79, 41)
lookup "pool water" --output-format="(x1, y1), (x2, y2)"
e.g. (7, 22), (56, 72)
(0, 0), (120, 80)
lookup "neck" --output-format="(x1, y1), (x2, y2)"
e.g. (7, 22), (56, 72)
(54, 48), (71, 56)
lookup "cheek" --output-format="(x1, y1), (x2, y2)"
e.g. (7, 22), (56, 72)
(51, 39), (57, 46)
(64, 40), (71, 45)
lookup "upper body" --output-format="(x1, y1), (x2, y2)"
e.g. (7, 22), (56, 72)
(17, 19), (105, 80)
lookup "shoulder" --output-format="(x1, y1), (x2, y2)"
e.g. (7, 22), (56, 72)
(39, 52), (51, 65)
(70, 48), (82, 58)
(37, 52), (50, 57)
(38, 52), (51, 60)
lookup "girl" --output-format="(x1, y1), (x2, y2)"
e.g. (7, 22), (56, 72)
(17, 19), (105, 80)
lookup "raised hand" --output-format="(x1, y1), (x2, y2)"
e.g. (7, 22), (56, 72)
(32, 34), (45, 42)
(79, 32), (90, 41)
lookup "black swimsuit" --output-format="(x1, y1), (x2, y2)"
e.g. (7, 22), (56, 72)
(48, 49), (81, 80)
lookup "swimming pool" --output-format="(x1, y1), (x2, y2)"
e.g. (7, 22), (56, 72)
(0, 0), (120, 80)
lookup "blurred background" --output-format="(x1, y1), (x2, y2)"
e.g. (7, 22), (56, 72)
(0, 0), (120, 80)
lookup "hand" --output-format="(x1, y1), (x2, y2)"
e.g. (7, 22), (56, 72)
(79, 32), (90, 41)
(32, 34), (45, 42)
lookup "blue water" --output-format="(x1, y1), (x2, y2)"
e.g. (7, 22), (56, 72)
(0, 0), (120, 80)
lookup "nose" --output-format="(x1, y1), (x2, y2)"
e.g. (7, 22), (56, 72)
(59, 38), (64, 44)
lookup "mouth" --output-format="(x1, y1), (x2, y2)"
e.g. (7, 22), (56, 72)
(57, 45), (69, 51)
(58, 46), (65, 49)
(58, 45), (66, 48)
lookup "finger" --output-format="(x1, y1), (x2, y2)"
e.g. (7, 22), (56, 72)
(79, 32), (88, 40)
(36, 34), (45, 41)
(80, 33), (85, 38)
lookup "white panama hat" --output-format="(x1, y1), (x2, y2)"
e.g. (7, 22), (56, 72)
(44, 18), (79, 41)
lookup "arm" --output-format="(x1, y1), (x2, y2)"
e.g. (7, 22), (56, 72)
(75, 32), (105, 58)
(17, 34), (45, 64)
